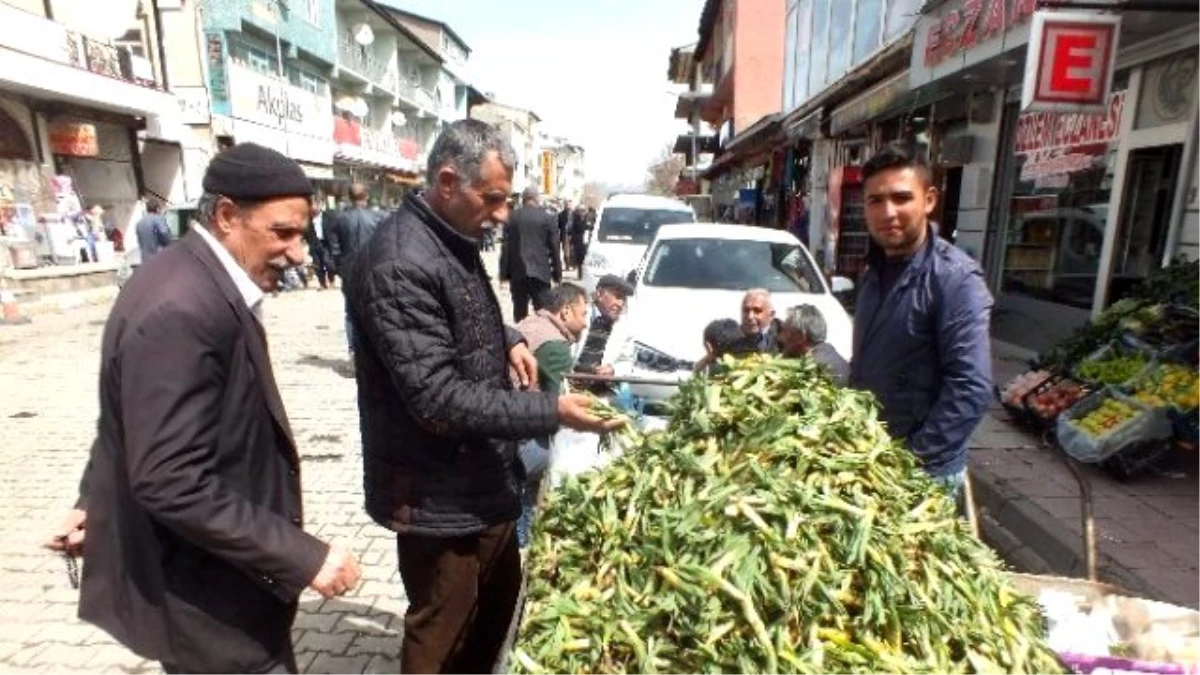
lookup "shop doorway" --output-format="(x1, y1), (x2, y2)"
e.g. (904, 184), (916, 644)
(1106, 143), (1183, 304)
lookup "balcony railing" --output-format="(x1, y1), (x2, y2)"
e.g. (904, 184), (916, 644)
(0, 3), (160, 91)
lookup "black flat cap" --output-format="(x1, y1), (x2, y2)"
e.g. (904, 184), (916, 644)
(597, 274), (635, 297)
(202, 143), (313, 200)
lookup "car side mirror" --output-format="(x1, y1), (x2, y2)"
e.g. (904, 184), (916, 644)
(830, 276), (855, 295)
(625, 269), (638, 287)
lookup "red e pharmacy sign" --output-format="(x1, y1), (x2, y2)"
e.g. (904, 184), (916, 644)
(1021, 12), (1120, 114)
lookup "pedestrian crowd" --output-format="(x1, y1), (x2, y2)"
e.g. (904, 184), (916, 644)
(42, 121), (992, 673)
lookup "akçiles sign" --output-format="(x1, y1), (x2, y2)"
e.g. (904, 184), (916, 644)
(924, 0), (1038, 68)
(226, 64), (331, 142)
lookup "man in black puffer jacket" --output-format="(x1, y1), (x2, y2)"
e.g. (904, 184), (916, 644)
(346, 119), (622, 674)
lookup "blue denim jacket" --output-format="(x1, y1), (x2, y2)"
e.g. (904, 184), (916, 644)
(850, 231), (994, 477)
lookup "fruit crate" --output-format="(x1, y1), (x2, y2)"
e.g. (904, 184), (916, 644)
(1124, 360), (1200, 414)
(1021, 374), (1094, 432)
(1071, 341), (1155, 389)
(995, 370), (1055, 428)
(1056, 387), (1173, 464)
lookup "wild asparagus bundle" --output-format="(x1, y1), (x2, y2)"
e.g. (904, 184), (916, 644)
(515, 355), (1063, 674)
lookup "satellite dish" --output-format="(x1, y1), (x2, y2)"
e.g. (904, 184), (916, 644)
(351, 98), (369, 118)
(390, 111), (407, 127)
(353, 23), (375, 47)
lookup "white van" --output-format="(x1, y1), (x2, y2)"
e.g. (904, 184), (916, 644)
(580, 194), (695, 293)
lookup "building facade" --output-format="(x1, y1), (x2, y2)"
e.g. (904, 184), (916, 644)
(470, 101), (542, 195)
(670, 0), (788, 221)
(906, 0), (1199, 353)
(0, 0), (184, 270)
(199, 0), (338, 188)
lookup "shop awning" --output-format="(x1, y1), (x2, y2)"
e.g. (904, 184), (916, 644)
(702, 113), (783, 180)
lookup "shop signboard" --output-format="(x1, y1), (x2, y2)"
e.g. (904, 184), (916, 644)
(829, 69), (912, 135)
(1021, 12), (1120, 114)
(1014, 88), (1124, 185)
(911, 0), (1038, 88)
(542, 150), (553, 195)
(48, 122), (99, 157)
(226, 64), (333, 164)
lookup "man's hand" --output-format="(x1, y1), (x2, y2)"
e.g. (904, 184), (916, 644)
(509, 343), (539, 390)
(44, 509), (86, 555)
(309, 544), (361, 599)
(557, 393), (627, 433)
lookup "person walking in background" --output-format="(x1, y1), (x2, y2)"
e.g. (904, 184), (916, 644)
(557, 199), (573, 269)
(570, 203), (591, 278)
(778, 304), (849, 385)
(57, 143), (361, 673)
(304, 196), (337, 289)
(327, 183), (383, 356)
(134, 199), (172, 259)
(500, 186), (562, 321)
(849, 144), (993, 496)
(346, 119), (622, 673)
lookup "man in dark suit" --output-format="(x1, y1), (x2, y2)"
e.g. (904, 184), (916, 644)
(326, 183), (383, 355)
(500, 186), (562, 321)
(55, 143), (362, 673)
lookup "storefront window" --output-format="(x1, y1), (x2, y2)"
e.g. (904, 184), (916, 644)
(999, 72), (1129, 309)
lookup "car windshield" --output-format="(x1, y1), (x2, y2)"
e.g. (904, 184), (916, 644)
(597, 207), (694, 244)
(642, 237), (825, 293)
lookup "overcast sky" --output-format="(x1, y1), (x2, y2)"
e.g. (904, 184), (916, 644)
(386, 0), (704, 187)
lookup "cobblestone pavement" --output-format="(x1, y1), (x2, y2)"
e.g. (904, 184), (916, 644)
(0, 248), (521, 674)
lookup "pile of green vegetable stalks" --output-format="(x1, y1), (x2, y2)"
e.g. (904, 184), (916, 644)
(514, 355), (1063, 674)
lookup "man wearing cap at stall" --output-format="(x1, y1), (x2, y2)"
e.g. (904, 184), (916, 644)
(574, 273), (634, 379)
(66, 142), (362, 674)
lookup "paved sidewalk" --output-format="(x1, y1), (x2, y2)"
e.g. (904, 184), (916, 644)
(0, 246), (521, 674)
(970, 343), (1199, 609)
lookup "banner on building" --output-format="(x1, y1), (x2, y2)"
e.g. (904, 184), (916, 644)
(542, 150), (553, 195)
(48, 122), (99, 157)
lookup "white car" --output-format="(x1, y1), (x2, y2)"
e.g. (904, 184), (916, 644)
(581, 194), (695, 293)
(602, 223), (855, 405)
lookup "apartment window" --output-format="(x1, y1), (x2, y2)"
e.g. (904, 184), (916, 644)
(793, 0), (812, 105)
(808, 0), (829, 95)
(303, 0), (320, 24)
(290, 69), (324, 95)
(853, 0), (884, 64)
(783, 4), (799, 110)
(827, 0), (852, 84)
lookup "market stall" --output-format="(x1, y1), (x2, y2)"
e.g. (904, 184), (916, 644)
(999, 259), (1200, 479)
(511, 356), (1199, 674)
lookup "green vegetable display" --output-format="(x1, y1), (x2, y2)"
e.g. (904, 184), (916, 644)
(514, 356), (1063, 674)
(1076, 354), (1149, 386)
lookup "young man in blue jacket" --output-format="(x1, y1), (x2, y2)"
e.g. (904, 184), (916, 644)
(849, 144), (993, 497)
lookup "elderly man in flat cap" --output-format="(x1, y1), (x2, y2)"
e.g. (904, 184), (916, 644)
(56, 143), (361, 673)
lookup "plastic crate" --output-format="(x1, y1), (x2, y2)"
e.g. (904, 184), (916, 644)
(1099, 439), (1175, 481)
(997, 370), (1055, 428)
(1022, 374), (1094, 431)
(1072, 341), (1155, 388)
(1056, 387), (1173, 464)
(1170, 407), (1199, 445)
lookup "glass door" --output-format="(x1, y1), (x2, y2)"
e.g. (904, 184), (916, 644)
(1107, 144), (1183, 304)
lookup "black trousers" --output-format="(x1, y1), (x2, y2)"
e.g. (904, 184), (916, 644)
(510, 278), (550, 322)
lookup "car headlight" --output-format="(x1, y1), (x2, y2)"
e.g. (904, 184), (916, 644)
(633, 342), (693, 373)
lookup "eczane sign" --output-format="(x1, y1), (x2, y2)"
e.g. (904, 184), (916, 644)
(1021, 12), (1120, 114)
